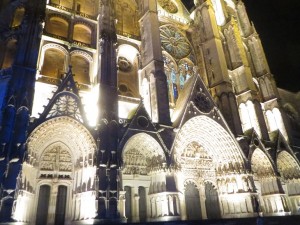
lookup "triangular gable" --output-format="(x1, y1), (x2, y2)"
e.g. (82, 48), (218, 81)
(31, 67), (88, 128)
(172, 74), (220, 128)
(275, 132), (296, 155)
(245, 130), (279, 173)
(118, 100), (172, 160)
(127, 100), (157, 132)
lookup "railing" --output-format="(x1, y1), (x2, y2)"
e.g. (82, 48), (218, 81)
(38, 74), (90, 90)
(157, 10), (190, 25)
(75, 11), (97, 20)
(43, 30), (68, 42)
(43, 31), (93, 48)
(116, 30), (141, 41)
(48, 2), (72, 13)
(48, 3), (97, 20)
(38, 75), (61, 86)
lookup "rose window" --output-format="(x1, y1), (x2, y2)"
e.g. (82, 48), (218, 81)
(160, 25), (191, 59)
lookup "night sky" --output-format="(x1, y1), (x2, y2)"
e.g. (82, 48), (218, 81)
(182, 0), (300, 92)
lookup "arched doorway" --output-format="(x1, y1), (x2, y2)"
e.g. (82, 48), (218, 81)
(277, 150), (300, 214)
(205, 182), (221, 219)
(251, 148), (290, 215)
(12, 117), (97, 224)
(36, 185), (50, 225)
(184, 182), (201, 220)
(122, 133), (175, 222)
(173, 115), (252, 218)
(139, 186), (147, 222)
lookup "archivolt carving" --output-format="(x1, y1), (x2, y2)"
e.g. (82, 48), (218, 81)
(70, 50), (93, 63)
(122, 133), (166, 175)
(277, 151), (300, 180)
(173, 116), (245, 170)
(40, 144), (72, 172)
(27, 117), (96, 167)
(251, 148), (275, 177)
(42, 43), (69, 55)
(180, 142), (216, 185)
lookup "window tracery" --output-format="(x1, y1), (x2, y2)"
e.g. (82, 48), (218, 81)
(163, 54), (194, 104)
(47, 92), (82, 122)
(160, 25), (192, 60)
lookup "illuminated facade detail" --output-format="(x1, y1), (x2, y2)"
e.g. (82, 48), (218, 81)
(160, 25), (192, 60)
(0, 0), (300, 224)
(158, 0), (179, 14)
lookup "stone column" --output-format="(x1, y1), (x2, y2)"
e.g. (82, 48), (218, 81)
(199, 185), (207, 219)
(151, 196), (156, 218)
(131, 187), (140, 222)
(119, 191), (126, 219)
(178, 193), (187, 220)
(138, 0), (171, 125)
(168, 195), (174, 216)
(145, 187), (151, 220)
(161, 194), (168, 216)
(48, 185), (57, 224)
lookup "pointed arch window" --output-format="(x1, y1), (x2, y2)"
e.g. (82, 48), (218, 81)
(163, 54), (195, 104)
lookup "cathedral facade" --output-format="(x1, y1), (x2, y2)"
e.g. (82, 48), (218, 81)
(0, 0), (299, 224)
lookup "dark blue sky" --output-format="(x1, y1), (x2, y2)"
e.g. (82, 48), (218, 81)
(182, 0), (300, 92)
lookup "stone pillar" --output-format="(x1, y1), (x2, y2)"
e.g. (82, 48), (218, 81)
(119, 191), (126, 219)
(199, 185), (207, 219)
(228, 92), (243, 135)
(48, 185), (57, 224)
(254, 100), (269, 140)
(168, 195), (174, 216)
(161, 194), (168, 216)
(145, 187), (151, 220)
(131, 187), (140, 222)
(151, 196), (156, 218)
(178, 193), (187, 220)
(105, 199), (109, 218)
(138, 0), (171, 125)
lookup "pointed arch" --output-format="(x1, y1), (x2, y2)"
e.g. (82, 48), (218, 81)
(277, 151), (300, 214)
(27, 117), (96, 168)
(277, 151), (300, 180)
(122, 133), (166, 175)
(251, 148), (289, 214)
(184, 181), (202, 220)
(173, 115), (245, 167)
(251, 148), (275, 179)
(13, 117), (97, 222)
